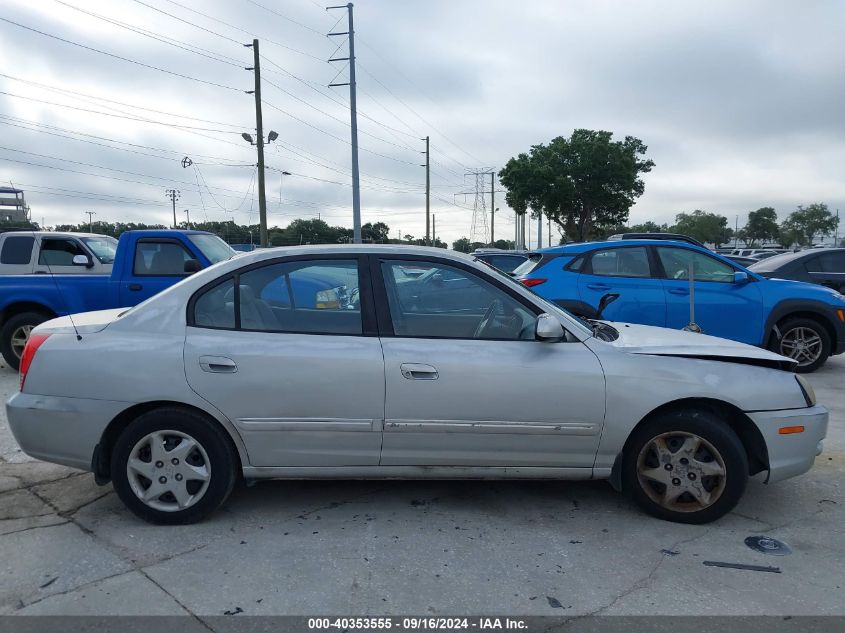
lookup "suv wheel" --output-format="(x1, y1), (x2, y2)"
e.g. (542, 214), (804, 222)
(623, 410), (748, 524)
(111, 408), (237, 524)
(1, 312), (50, 370)
(771, 317), (831, 373)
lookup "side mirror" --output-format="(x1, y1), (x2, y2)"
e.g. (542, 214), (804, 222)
(184, 259), (201, 274)
(72, 254), (93, 268)
(535, 313), (565, 342)
(734, 271), (749, 284)
(596, 292), (620, 319)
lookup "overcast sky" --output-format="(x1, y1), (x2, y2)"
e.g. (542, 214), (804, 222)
(1, 0), (843, 246)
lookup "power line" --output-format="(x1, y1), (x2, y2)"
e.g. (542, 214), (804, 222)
(0, 17), (243, 92)
(244, 0), (325, 35)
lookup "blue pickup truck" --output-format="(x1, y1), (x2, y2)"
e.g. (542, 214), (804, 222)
(0, 230), (234, 368)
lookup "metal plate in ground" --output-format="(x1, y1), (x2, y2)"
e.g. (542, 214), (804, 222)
(745, 535), (792, 556)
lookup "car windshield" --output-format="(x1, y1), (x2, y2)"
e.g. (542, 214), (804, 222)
(188, 234), (236, 264)
(80, 236), (118, 264)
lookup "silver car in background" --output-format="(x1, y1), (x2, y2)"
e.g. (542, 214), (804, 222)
(7, 245), (828, 524)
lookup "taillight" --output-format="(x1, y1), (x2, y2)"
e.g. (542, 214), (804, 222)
(520, 278), (547, 288)
(19, 332), (50, 391)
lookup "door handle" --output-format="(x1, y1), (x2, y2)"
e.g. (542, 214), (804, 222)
(668, 288), (690, 295)
(400, 363), (438, 380)
(586, 283), (611, 291)
(199, 355), (238, 373)
(128, 283), (143, 291)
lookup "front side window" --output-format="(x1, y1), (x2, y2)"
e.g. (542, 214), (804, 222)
(192, 259), (362, 335)
(38, 238), (85, 266)
(657, 247), (735, 282)
(0, 235), (34, 265)
(589, 247), (651, 278)
(134, 241), (194, 276)
(381, 260), (536, 340)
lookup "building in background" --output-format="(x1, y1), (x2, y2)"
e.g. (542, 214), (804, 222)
(0, 187), (30, 223)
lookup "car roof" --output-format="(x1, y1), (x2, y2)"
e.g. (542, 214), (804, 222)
(218, 243), (478, 263)
(748, 247), (845, 271)
(534, 239), (708, 255)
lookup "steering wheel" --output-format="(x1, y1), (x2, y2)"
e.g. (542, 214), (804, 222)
(473, 299), (503, 338)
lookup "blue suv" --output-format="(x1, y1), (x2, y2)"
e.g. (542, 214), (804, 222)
(513, 239), (845, 372)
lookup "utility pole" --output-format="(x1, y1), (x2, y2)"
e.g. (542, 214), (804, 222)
(537, 211), (543, 250)
(246, 39), (269, 247)
(490, 172), (495, 246)
(184, 209), (191, 229)
(432, 214), (436, 247)
(165, 189), (179, 229)
(548, 217), (551, 247)
(328, 3), (361, 243)
(835, 209), (839, 246)
(734, 215), (739, 248)
(85, 211), (95, 233)
(422, 135), (430, 245)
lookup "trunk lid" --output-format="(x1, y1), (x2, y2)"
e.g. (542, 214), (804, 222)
(34, 308), (126, 336)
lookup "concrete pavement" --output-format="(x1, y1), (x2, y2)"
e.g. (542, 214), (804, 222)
(1, 357), (843, 616)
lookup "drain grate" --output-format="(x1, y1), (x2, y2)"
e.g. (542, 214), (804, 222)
(745, 535), (792, 556)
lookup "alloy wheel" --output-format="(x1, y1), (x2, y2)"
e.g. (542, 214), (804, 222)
(126, 430), (211, 512)
(779, 327), (823, 367)
(636, 431), (727, 513)
(10, 324), (33, 360)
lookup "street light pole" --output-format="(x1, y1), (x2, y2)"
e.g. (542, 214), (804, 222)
(184, 209), (191, 229)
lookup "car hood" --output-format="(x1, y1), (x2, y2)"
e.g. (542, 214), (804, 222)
(601, 322), (796, 369)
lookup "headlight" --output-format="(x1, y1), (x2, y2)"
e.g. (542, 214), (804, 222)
(795, 375), (816, 407)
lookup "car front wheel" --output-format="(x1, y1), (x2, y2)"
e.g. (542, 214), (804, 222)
(623, 410), (748, 524)
(111, 408), (237, 524)
(770, 317), (831, 373)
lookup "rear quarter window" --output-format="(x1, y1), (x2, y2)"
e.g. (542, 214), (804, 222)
(0, 235), (35, 265)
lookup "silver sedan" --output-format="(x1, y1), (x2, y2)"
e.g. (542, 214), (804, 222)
(7, 245), (828, 524)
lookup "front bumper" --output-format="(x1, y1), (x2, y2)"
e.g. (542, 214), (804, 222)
(748, 405), (829, 483)
(6, 392), (129, 471)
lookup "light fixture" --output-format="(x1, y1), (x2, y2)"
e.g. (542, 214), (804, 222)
(241, 133), (254, 144)
(267, 130), (279, 142)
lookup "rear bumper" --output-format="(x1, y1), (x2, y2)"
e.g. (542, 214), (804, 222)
(6, 392), (129, 471)
(747, 405), (829, 483)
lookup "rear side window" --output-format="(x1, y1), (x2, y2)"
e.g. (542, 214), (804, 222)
(589, 247), (651, 278)
(134, 241), (194, 276)
(512, 254), (544, 276)
(38, 238), (85, 266)
(485, 255), (526, 273)
(818, 252), (845, 273)
(1, 235), (34, 265)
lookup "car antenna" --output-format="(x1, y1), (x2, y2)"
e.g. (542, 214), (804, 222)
(36, 229), (83, 342)
(682, 259), (702, 334)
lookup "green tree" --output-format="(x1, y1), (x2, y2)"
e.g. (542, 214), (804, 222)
(776, 224), (804, 249)
(743, 207), (779, 246)
(671, 210), (733, 247)
(498, 129), (655, 242)
(362, 222), (390, 243)
(452, 237), (471, 253)
(782, 203), (837, 246)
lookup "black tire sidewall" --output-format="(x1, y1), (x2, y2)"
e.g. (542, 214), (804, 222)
(111, 408), (237, 525)
(622, 410), (749, 525)
(1, 312), (49, 370)
(772, 317), (831, 374)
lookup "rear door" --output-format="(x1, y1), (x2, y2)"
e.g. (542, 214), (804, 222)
(656, 246), (764, 344)
(184, 255), (384, 467)
(576, 245), (666, 325)
(119, 238), (200, 304)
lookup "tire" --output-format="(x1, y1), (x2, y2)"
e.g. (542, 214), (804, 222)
(111, 407), (238, 525)
(769, 317), (831, 374)
(622, 409), (748, 524)
(1, 312), (50, 371)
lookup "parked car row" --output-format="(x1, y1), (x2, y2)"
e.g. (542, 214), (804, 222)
(7, 244), (828, 526)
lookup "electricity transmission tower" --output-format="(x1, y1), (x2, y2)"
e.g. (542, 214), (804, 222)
(458, 169), (496, 245)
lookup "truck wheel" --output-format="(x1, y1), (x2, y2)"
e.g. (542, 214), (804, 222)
(770, 317), (831, 373)
(623, 409), (748, 524)
(111, 408), (238, 525)
(1, 312), (50, 371)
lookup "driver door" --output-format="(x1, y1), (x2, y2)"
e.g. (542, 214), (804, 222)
(375, 257), (606, 468)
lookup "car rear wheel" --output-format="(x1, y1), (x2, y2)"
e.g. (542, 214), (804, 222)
(623, 410), (748, 524)
(1, 312), (50, 370)
(111, 408), (237, 524)
(771, 317), (831, 374)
